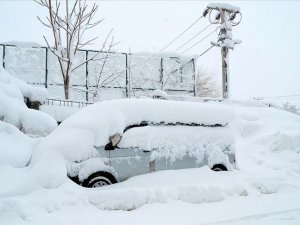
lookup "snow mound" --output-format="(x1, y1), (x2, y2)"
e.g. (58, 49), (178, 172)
(0, 67), (57, 137)
(40, 105), (80, 122)
(0, 121), (34, 168)
(269, 132), (300, 153)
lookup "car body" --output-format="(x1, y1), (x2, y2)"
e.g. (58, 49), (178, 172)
(47, 99), (236, 188)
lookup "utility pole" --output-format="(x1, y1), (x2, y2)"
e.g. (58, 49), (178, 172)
(203, 3), (242, 99)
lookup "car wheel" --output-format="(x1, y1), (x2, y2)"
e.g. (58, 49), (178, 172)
(81, 171), (117, 188)
(211, 164), (228, 172)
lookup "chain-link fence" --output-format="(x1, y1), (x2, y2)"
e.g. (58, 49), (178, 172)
(0, 44), (195, 102)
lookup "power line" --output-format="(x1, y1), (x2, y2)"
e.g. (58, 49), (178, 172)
(195, 45), (215, 60)
(175, 23), (212, 52)
(164, 45), (215, 79)
(181, 29), (216, 54)
(161, 15), (204, 51)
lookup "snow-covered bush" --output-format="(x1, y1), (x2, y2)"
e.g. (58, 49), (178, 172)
(282, 102), (299, 114)
(0, 66), (57, 137)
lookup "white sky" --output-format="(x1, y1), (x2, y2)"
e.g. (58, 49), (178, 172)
(0, 1), (300, 99)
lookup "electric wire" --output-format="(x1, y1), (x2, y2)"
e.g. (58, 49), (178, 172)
(161, 15), (204, 51)
(164, 44), (215, 79)
(175, 23), (212, 52)
(181, 29), (216, 54)
(195, 45), (215, 60)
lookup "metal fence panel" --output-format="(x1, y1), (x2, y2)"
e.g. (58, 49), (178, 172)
(162, 58), (194, 91)
(129, 55), (161, 90)
(0, 44), (195, 101)
(88, 52), (126, 87)
(4, 46), (46, 84)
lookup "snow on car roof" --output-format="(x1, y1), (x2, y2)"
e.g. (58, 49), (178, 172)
(58, 98), (235, 147)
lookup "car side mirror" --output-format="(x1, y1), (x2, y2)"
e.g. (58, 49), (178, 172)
(105, 133), (122, 150)
(110, 133), (122, 147)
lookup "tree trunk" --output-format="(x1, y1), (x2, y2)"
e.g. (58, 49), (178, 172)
(64, 76), (70, 99)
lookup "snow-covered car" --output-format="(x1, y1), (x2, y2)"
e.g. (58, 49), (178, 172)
(33, 99), (236, 188)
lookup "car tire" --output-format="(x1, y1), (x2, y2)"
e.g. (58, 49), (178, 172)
(211, 164), (228, 172)
(81, 171), (117, 188)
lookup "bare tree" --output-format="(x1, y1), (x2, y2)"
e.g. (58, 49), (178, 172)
(90, 37), (124, 101)
(196, 68), (221, 98)
(35, 0), (112, 99)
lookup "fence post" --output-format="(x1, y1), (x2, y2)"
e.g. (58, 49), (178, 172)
(191, 58), (196, 96)
(45, 48), (48, 88)
(124, 53), (129, 98)
(2, 45), (6, 69)
(85, 50), (89, 101)
(160, 58), (163, 89)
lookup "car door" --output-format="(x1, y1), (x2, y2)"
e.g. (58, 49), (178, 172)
(155, 152), (198, 171)
(108, 147), (151, 182)
(152, 126), (199, 171)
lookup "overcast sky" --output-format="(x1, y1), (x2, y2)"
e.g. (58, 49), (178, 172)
(0, 1), (299, 99)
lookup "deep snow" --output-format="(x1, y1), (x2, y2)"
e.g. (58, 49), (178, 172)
(0, 96), (300, 224)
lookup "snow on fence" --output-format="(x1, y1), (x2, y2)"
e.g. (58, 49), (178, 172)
(0, 44), (196, 102)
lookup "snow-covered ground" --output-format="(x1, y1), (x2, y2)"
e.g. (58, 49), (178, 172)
(0, 70), (300, 224)
(0, 95), (300, 224)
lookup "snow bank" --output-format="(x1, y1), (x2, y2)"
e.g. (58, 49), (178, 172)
(0, 121), (34, 168)
(0, 67), (57, 137)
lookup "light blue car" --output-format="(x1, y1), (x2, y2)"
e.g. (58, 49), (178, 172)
(68, 120), (236, 188)
(57, 99), (236, 188)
